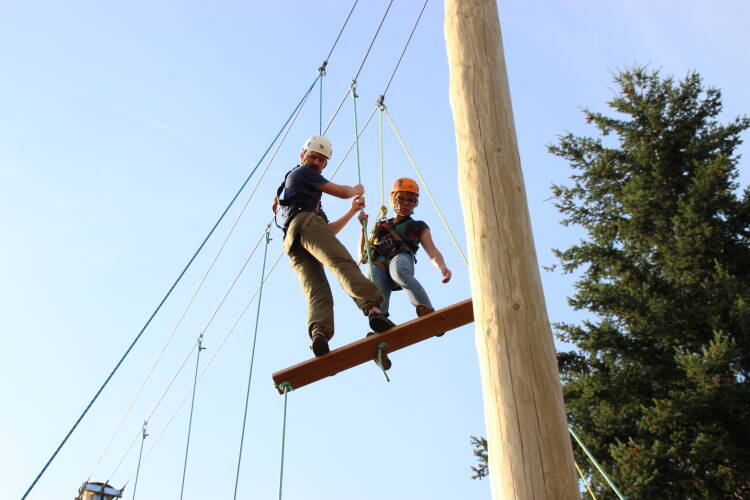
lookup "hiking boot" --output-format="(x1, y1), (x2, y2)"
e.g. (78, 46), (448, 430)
(310, 333), (330, 357)
(366, 331), (392, 370)
(416, 304), (434, 317)
(368, 311), (396, 333)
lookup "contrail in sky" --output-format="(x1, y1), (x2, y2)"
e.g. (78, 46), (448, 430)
(60, 80), (247, 165)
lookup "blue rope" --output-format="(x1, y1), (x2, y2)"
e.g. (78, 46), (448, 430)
(232, 226), (272, 500)
(318, 65), (325, 135)
(20, 73), (321, 500)
(179, 336), (206, 500)
(131, 422), (148, 500)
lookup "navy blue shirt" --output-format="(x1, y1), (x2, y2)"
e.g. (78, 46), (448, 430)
(280, 165), (330, 228)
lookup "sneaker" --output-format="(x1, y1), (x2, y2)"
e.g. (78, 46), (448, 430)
(368, 311), (396, 333)
(366, 331), (392, 370)
(310, 333), (330, 357)
(416, 305), (434, 317)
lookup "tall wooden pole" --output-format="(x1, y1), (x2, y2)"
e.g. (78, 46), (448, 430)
(444, 1), (578, 498)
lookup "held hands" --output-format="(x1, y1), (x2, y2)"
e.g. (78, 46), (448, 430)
(357, 209), (369, 224)
(440, 266), (452, 284)
(351, 195), (366, 214)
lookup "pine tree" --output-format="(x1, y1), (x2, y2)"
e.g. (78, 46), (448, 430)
(548, 67), (750, 498)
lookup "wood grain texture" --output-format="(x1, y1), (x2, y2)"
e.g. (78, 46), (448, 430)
(444, 1), (578, 498)
(272, 299), (473, 392)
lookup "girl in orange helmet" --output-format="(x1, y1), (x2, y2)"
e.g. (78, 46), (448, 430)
(359, 177), (452, 319)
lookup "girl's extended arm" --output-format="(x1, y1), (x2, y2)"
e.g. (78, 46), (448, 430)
(420, 228), (452, 283)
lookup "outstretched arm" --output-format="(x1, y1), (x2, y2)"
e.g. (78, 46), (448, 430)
(319, 181), (365, 199)
(328, 196), (365, 235)
(420, 228), (452, 283)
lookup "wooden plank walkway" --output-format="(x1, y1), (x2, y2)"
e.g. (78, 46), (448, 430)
(272, 298), (473, 393)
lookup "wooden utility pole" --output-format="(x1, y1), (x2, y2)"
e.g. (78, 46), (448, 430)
(444, 1), (578, 498)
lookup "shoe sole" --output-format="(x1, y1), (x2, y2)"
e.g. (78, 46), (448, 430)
(369, 315), (395, 333)
(311, 336), (330, 357)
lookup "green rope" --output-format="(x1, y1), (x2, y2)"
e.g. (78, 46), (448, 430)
(179, 335), (206, 500)
(277, 382), (294, 500)
(576, 461), (599, 499)
(378, 99), (386, 213)
(351, 81), (375, 281)
(568, 426), (626, 499)
(233, 225), (272, 500)
(131, 422), (148, 500)
(384, 108), (468, 266)
(376, 342), (390, 382)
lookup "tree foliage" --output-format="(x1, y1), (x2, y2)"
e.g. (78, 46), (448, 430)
(549, 67), (750, 499)
(470, 67), (750, 499)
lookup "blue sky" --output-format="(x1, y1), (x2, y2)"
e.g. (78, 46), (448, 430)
(1, 2), (748, 499)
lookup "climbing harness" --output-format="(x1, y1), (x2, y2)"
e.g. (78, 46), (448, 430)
(272, 167), (323, 234)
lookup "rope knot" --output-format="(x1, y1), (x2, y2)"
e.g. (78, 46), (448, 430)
(277, 381), (294, 394)
(376, 95), (386, 110)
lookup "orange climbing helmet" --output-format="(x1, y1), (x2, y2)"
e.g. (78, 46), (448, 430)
(390, 177), (419, 196)
(390, 177), (420, 210)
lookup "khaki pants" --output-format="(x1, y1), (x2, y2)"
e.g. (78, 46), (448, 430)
(284, 212), (383, 339)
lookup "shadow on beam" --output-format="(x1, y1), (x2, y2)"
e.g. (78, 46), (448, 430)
(272, 298), (474, 393)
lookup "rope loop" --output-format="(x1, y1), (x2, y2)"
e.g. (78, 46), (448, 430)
(277, 382), (294, 394)
(376, 342), (391, 382)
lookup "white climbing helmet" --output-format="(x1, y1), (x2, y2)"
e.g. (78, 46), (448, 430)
(302, 135), (333, 159)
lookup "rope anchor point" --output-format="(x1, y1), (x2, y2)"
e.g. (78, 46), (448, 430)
(376, 95), (386, 110)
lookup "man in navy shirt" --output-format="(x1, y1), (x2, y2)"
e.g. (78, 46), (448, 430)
(277, 135), (394, 357)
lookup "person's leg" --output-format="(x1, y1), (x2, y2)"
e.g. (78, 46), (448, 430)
(367, 257), (393, 314)
(389, 253), (432, 309)
(289, 249), (334, 340)
(299, 217), (383, 312)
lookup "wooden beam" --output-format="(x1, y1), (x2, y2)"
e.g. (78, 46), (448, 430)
(445, 1), (578, 498)
(272, 299), (473, 393)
